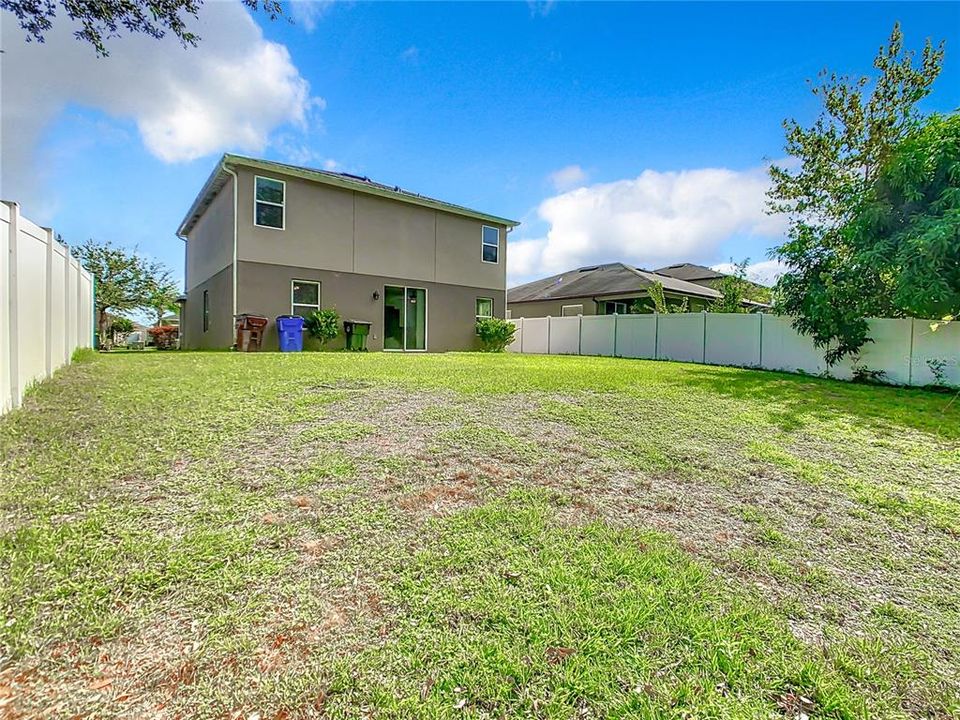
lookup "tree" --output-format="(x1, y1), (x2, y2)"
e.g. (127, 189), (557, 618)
(709, 259), (750, 313)
(642, 281), (688, 314)
(1, 0), (282, 56)
(110, 316), (134, 334)
(768, 23), (945, 363)
(847, 113), (960, 320)
(71, 239), (154, 346)
(144, 268), (180, 327)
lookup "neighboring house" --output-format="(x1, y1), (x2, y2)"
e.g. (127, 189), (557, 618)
(507, 262), (764, 318)
(655, 262), (773, 303)
(177, 155), (519, 351)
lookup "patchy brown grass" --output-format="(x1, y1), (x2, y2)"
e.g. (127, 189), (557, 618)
(1, 352), (958, 717)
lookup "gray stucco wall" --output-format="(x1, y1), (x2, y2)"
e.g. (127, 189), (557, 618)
(232, 168), (507, 291)
(507, 297), (600, 319)
(183, 264), (233, 349)
(185, 177), (234, 292)
(236, 261), (505, 352)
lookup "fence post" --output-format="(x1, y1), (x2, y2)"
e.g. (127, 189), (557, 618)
(907, 318), (915, 386)
(654, 312), (660, 359)
(546, 316), (552, 355)
(76, 260), (84, 350)
(701, 310), (707, 364)
(44, 228), (54, 376)
(63, 247), (72, 363)
(6, 202), (20, 409)
(577, 314), (582, 355)
(613, 313), (618, 357)
(519, 317), (524, 353)
(758, 313), (764, 369)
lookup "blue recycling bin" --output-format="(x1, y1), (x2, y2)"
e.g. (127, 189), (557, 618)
(276, 315), (305, 352)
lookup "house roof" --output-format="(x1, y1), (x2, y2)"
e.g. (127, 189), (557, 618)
(654, 262), (727, 283)
(177, 154), (521, 238)
(507, 262), (722, 303)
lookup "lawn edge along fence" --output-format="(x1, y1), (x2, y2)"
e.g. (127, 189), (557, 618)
(1, 201), (95, 415)
(508, 313), (960, 388)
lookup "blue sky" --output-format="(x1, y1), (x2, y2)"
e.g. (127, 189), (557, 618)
(2, 1), (958, 290)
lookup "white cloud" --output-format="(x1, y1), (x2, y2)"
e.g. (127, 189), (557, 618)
(712, 259), (788, 287)
(400, 46), (420, 63)
(508, 165), (787, 286)
(548, 164), (588, 191)
(527, 0), (556, 17)
(288, 0), (335, 33)
(1, 0), (319, 209)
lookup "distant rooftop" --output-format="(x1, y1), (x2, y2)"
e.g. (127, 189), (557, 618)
(508, 262), (723, 303)
(654, 262), (727, 283)
(177, 154), (520, 237)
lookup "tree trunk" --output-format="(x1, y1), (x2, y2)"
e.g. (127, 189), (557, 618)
(98, 308), (110, 349)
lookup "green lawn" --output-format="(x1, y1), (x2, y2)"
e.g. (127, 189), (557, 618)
(1, 351), (958, 718)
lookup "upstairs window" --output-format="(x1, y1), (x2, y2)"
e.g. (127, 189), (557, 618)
(481, 225), (499, 263)
(476, 297), (493, 320)
(292, 280), (320, 317)
(255, 176), (285, 229)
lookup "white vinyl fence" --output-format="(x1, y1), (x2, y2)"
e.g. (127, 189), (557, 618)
(2, 201), (95, 415)
(507, 313), (960, 388)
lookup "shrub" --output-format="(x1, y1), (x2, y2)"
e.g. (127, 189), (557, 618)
(476, 317), (516, 352)
(110, 317), (134, 334)
(147, 325), (178, 350)
(850, 363), (887, 385)
(305, 309), (341, 349)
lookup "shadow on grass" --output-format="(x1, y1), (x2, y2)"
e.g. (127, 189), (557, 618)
(660, 362), (960, 439)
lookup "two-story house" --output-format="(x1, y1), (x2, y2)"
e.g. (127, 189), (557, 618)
(176, 155), (519, 351)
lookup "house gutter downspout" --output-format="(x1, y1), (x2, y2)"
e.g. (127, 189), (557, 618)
(221, 161), (239, 319)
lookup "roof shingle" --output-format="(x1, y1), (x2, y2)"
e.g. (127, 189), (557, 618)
(508, 263), (721, 303)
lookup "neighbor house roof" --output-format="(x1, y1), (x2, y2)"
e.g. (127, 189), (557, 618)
(177, 154), (521, 238)
(508, 262), (722, 303)
(654, 262), (727, 283)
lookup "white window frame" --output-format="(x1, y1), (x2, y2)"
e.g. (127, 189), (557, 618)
(254, 175), (286, 230)
(606, 300), (628, 315)
(475, 297), (494, 321)
(481, 225), (499, 264)
(290, 279), (320, 316)
(561, 304), (583, 317)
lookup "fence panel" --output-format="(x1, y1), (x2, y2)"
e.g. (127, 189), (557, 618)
(521, 317), (550, 354)
(49, 243), (68, 371)
(548, 316), (581, 355)
(16, 217), (50, 396)
(79, 272), (94, 347)
(580, 315), (616, 356)
(848, 318), (912, 385)
(704, 313), (761, 367)
(657, 313), (705, 363)
(614, 314), (657, 358)
(2, 202), (94, 415)
(759, 315), (826, 375)
(506, 318), (523, 353)
(910, 318), (960, 387)
(0, 204), (10, 414)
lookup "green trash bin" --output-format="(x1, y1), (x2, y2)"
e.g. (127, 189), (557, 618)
(343, 320), (371, 351)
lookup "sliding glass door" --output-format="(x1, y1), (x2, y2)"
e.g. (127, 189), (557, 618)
(383, 285), (427, 351)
